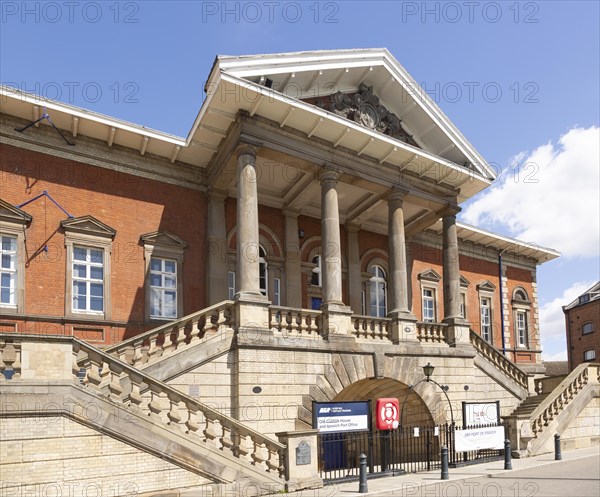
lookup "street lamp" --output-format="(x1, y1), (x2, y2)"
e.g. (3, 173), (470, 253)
(423, 362), (435, 381)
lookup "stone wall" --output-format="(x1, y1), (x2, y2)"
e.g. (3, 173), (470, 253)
(560, 396), (600, 450)
(0, 415), (209, 496)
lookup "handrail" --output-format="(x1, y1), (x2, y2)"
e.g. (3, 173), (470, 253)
(529, 363), (598, 435)
(416, 322), (448, 343)
(351, 315), (391, 341)
(104, 300), (235, 365)
(469, 330), (528, 389)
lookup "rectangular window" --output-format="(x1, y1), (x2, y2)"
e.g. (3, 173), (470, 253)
(422, 288), (436, 322)
(517, 311), (527, 347)
(584, 349), (596, 361)
(0, 236), (17, 307)
(480, 297), (492, 342)
(149, 257), (177, 319)
(460, 293), (466, 319)
(361, 290), (366, 315)
(274, 277), (281, 306)
(582, 323), (594, 335)
(72, 246), (104, 313)
(228, 271), (235, 300)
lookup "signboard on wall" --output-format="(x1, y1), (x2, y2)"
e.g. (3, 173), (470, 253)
(376, 398), (400, 430)
(313, 401), (371, 433)
(455, 425), (505, 451)
(462, 401), (500, 427)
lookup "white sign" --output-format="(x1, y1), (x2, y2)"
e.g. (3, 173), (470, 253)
(455, 426), (505, 452)
(314, 402), (370, 433)
(464, 402), (499, 426)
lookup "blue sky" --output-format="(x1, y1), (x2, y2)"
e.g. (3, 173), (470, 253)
(1, 1), (599, 359)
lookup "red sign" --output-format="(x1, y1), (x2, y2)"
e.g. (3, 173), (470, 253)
(376, 398), (400, 430)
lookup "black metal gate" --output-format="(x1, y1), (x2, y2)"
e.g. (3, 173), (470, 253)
(317, 423), (504, 482)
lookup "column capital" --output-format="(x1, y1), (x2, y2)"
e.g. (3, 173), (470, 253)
(207, 188), (227, 202)
(236, 143), (257, 162)
(386, 188), (410, 208)
(346, 222), (361, 233)
(283, 208), (300, 219)
(319, 167), (341, 185)
(440, 204), (462, 219)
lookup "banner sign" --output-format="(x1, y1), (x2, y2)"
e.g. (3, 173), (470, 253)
(313, 401), (370, 433)
(462, 401), (500, 427)
(455, 425), (505, 452)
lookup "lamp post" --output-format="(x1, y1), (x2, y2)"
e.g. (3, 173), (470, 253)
(400, 363), (455, 429)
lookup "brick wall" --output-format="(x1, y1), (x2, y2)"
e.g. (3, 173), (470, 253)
(565, 300), (600, 370)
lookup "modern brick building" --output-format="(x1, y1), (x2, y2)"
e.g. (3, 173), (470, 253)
(564, 282), (600, 371)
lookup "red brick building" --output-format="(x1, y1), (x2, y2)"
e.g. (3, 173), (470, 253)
(563, 282), (600, 371)
(0, 49), (558, 372)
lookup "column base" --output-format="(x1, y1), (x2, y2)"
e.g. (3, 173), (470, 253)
(321, 303), (354, 340)
(235, 293), (271, 330)
(388, 310), (418, 344)
(443, 317), (471, 347)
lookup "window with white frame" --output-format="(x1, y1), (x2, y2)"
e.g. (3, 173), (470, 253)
(460, 292), (467, 319)
(149, 257), (177, 319)
(369, 265), (387, 318)
(516, 310), (528, 347)
(141, 230), (186, 321)
(582, 322), (594, 335)
(0, 200), (31, 314)
(480, 297), (492, 342)
(228, 271), (235, 299)
(311, 255), (322, 286)
(423, 288), (436, 322)
(259, 245), (268, 297)
(584, 349), (596, 361)
(1, 236), (17, 307)
(72, 246), (105, 313)
(273, 277), (281, 306)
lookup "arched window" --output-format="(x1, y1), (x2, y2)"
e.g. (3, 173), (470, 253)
(259, 245), (268, 297)
(369, 265), (387, 318)
(512, 287), (531, 348)
(311, 255), (322, 286)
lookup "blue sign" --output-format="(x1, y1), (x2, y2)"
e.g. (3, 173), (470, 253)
(313, 401), (371, 433)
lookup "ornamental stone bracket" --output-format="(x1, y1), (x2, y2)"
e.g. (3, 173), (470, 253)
(306, 83), (419, 146)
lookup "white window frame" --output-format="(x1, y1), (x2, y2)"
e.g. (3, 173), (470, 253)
(512, 287), (531, 349)
(64, 224), (114, 320)
(0, 201), (30, 314)
(583, 349), (596, 362)
(418, 269), (441, 323)
(149, 257), (178, 320)
(369, 265), (387, 318)
(71, 245), (105, 315)
(480, 297), (492, 342)
(142, 231), (186, 322)
(259, 245), (268, 297)
(228, 271), (236, 300)
(0, 235), (18, 309)
(273, 277), (281, 306)
(582, 322), (594, 335)
(311, 255), (322, 287)
(422, 288), (437, 323)
(516, 310), (528, 347)
(459, 292), (467, 319)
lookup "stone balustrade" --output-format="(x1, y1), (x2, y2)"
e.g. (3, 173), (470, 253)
(104, 301), (235, 366)
(351, 315), (391, 341)
(469, 330), (528, 390)
(269, 306), (323, 338)
(416, 322), (448, 344)
(530, 363), (599, 436)
(0, 337), (22, 379)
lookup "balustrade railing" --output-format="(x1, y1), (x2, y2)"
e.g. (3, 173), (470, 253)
(0, 337), (22, 379)
(469, 330), (528, 390)
(269, 306), (322, 338)
(351, 315), (391, 341)
(416, 322), (448, 344)
(104, 301), (235, 366)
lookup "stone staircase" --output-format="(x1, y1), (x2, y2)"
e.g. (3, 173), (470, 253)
(0, 333), (289, 496)
(509, 393), (550, 417)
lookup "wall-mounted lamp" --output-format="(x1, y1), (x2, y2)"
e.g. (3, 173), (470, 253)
(298, 229), (305, 238)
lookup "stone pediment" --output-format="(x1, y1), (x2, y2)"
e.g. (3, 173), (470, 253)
(0, 199), (32, 226)
(460, 275), (470, 288)
(141, 231), (187, 249)
(304, 84), (419, 146)
(418, 268), (441, 282)
(477, 280), (496, 292)
(61, 215), (116, 239)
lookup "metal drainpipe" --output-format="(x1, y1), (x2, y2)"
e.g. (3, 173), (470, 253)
(498, 250), (508, 356)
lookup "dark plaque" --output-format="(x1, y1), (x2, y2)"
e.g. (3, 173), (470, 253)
(296, 441), (311, 466)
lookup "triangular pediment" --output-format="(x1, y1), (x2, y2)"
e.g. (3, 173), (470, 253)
(0, 199), (32, 226)
(477, 280), (496, 292)
(61, 215), (116, 238)
(141, 231), (187, 248)
(418, 268), (441, 282)
(216, 49), (496, 181)
(460, 275), (470, 288)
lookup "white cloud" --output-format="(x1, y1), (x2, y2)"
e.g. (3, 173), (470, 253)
(540, 280), (594, 360)
(463, 126), (600, 257)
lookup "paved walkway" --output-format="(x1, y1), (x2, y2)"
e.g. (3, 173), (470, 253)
(307, 446), (600, 496)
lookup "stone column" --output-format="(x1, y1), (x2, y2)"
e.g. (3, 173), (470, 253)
(320, 169), (343, 306)
(284, 210), (302, 308)
(320, 168), (352, 339)
(206, 189), (228, 305)
(387, 189), (417, 343)
(347, 223), (362, 314)
(235, 144), (269, 329)
(442, 208), (470, 346)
